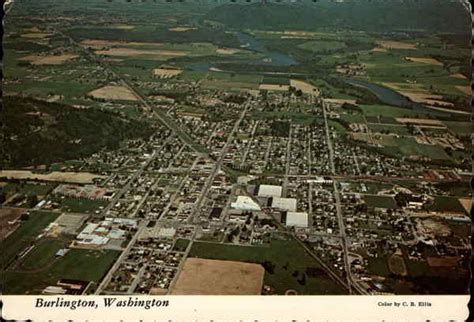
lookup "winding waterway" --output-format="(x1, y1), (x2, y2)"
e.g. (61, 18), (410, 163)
(187, 33), (465, 117)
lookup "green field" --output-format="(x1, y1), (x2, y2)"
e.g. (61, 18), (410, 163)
(298, 40), (347, 53)
(173, 238), (191, 252)
(58, 197), (108, 214)
(426, 196), (466, 213)
(2, 249), (120, 294)
(20, 239), (66, 271)
(0, 211), (60, 269)
(189, 239), (347, 295)
(363, 194), (398, 209)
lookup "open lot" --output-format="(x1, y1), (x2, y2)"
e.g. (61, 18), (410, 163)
(189, 239), (347, 295)
(376, 40), (417, 50)
(0, 170), (105, 184)
(2, 249), (120, 294)
(88, 85), (139, 101)
(0, 211), (59, 269)
(171, 258), (264, 295)
(20, 54), (78, 65)
(0, 208), (26, 241)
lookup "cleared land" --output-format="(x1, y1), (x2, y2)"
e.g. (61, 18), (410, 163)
(290, 79), (320, 95)
(377, 40), (417, 50)
(21, 32), (53, 39)
(189, 239), (347, 295)
(171, 258), (264, 295)
(169, 27), (197, 32)
(458, 198), (472, 213)
(0, 170), (105, 184)
(450, 73), (467, 79)
(20, 54), (78, 65)
(388, 254), (408, 276)
(216, 48), (240, 55)
(95, 47), (187, 59)
(153, 68), (183, 77)
(88, 85), (139, 101)
(405, 57), (443, 66)
(455, 85), (471, 95)
(0, 208), (26, 241)
(259, 84), (290, 91)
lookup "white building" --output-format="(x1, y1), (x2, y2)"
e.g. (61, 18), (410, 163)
(231, 196), (261, 211)
(286, 212), (309, 228)
(257, 185), (283, 198)
(271, 197), (297, 212)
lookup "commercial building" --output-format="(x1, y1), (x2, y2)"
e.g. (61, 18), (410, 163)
(231, 196), (261, 211)
(285, 212), (309, 228)
(271, 197), (297, 212)
(257, 185), (283, 198)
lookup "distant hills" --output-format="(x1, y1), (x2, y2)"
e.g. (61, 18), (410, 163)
(204, 1), (471, 34)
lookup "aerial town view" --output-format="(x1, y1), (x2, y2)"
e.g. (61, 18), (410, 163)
(1, 0), (471, 296)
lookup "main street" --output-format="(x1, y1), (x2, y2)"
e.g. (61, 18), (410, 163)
(322, 99), (369, 295)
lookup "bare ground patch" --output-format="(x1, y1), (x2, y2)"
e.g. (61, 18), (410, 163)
(153, 68), (183, 78)
(388, 254), (407, 276)
(95, 47), (187, 59)
(450, 73), (467, 79)
(80, 39), (163, 50)
(171, 258), (264, 295)
(0, 170), (105, 184)
(405, 57), (443, 66)
(0, 208), (26, 241)
(290, 79), (320, 95)
(458, 198), (472, 213)
(455, 85), (471, 95)
(216, 48), (241, 55)
(169, 27), (197, 32)
(21, 32), (53, 39)
(20, 54), (78, 65)
(259, 84), (290, 92)
(377, 40), (417, 50)
(88, 85), (139, 101)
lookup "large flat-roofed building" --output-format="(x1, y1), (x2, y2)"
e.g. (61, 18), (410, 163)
(231, 196), (261, 211)
(257, 184), (282, 198)
(271, 197), (297, 212)
(285, 212), (309, 228)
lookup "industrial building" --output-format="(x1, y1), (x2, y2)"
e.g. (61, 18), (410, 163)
(257, 184), (283, 198)
(231, 196), (261, 211)
(271, 197), (297, 212)
(285, 211), (309, 228)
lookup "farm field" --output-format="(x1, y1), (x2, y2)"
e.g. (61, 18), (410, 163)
(189, 239), (348, 295)
(171, 258), (264, 295)
(0, 211), (60, 269)
(2, 249), (120, 294)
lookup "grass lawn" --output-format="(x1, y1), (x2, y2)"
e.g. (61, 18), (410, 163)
(298, 40), (347, 53)
(359, 104), (426, 118)
(2, 249), (120, 294)
(363, 194), (398, 209)
(426, 196), (466, 213)
(367, 255), (391, 277)
(444, 121), (472, 136)
(173, 238), (190, 252)
(59, 197), (108, 214)
(20, 239), (66, 270)
(189, 239), (347, 295)
(0, 211), (59, 269)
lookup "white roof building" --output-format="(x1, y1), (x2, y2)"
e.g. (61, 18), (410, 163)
(231, 196), (261, 211)
(258, 185), (283, 198)
(271, 197), (297, 212)
(286, 212), (309, 228)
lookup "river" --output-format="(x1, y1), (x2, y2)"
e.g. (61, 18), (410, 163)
(187, 31), (297, 71)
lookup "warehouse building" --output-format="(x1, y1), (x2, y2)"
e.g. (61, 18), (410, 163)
(285, 212), (309, 228)
(257, 185), (283, 198)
